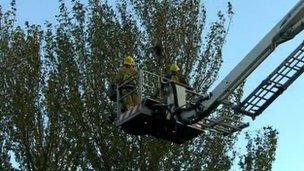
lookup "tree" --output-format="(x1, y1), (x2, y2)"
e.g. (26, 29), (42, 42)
(239, 127), (279, 171)
(0, 0), (278, 170)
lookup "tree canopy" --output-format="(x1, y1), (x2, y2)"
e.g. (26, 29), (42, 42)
(0, 0), (278, 170)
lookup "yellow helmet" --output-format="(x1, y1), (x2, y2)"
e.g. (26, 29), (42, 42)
(124, 55), (134, 65)
(170, 64), (180, 72)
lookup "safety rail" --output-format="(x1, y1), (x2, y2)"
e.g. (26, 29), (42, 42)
(116, 70), (249, 134)
(141, 70), (163, 102)
(196, 116), (249, 135)
(142, 70), (204, 110)
(117, 70), (204, 114)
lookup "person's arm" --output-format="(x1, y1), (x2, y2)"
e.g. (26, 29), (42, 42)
(179, 76), (193, 90)
(161, 73), (171, 83)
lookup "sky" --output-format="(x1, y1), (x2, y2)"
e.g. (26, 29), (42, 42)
(0, 0), (304, 170)
(208, 1), (304, 170)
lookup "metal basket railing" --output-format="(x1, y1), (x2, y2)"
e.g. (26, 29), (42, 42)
(116, 70), (204, 114)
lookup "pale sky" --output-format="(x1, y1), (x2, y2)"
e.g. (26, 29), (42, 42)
(1, 0), (303, 170)
(211, 1), (304, 170)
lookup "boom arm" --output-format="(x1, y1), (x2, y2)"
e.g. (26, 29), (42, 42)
(177, 0), (304, 124)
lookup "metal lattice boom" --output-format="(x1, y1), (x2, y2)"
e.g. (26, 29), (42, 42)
(237, 41), (304, 119)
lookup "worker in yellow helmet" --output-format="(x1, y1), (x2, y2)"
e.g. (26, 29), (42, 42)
(163, 64), (188, 85)
(161, 64), (191, 120)
(162, 63), (192, 96)
(168, 64), (181, 82)
(115, 55), (139, 112)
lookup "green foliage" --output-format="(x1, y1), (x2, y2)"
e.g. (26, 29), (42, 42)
(0, 0), (279, 170)
(239, 127), (279, 171)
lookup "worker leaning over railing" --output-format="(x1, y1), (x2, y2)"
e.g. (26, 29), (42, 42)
(160, 64), (192, 119)
(163, 64), (191, 88)
(115, 55), (139, 113)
